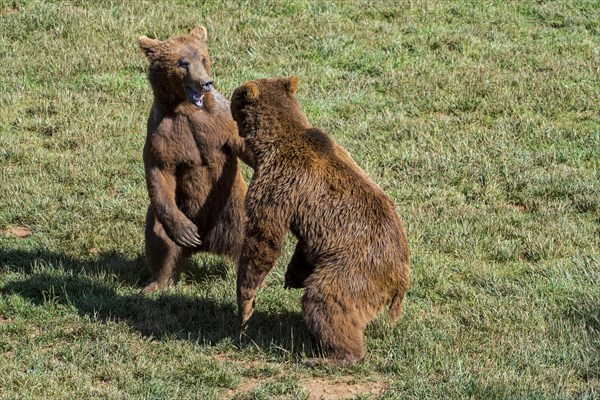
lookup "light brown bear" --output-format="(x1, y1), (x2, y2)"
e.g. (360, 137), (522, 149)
(230, 76), (410, 366)
(137, 26), (248, 292)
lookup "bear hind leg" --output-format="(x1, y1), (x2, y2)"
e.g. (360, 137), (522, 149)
(302, 289), (366, 366)
(143, 207), (191, 292)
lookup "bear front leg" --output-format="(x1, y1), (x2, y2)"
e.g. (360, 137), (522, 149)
(237, 236), (283, 325)
(145, 165), (202, 248)
(284, 241), (315, 289)
(236, 211), (289, 325)
(226, 135), (256, 169)
(237, 183), (291, 324)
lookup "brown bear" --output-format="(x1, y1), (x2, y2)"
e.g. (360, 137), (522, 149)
(137, 26), (249, 292)
(230, 76), (410, 366)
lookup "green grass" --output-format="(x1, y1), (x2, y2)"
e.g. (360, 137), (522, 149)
(1, 0), (599, 398)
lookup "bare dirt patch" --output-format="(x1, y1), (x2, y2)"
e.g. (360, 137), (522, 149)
(303, 377), (387, 400)
(224, 377), (264, 400)
(508, 202), (527, 212)
(215, 353), (387, 399)
(0, 7), (17, 17)
(3, 225), (32, 238)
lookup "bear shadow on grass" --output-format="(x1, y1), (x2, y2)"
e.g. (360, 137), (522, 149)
(0, 248), (146, 287)
(0, 248), (314, 357)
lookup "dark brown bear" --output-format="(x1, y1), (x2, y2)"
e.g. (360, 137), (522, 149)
(230, 76), (410, 366)
(138, 26), (248, 292)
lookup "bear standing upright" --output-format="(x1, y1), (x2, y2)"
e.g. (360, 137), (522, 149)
(137, 26), (248, 292)
(230, 76), (410, 366)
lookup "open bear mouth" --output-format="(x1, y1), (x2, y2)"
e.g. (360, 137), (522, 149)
(185, 86), (204, 107)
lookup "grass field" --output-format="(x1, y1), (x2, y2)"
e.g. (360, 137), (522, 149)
(1, 0), (599, 398)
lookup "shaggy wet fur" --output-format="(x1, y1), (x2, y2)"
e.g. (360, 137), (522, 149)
(138, 26), (247, 292)
(231, 76), (410, 366)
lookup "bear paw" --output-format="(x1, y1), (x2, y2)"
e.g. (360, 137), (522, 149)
(238, 298), (255, 325)
(170, 220), (202, 248)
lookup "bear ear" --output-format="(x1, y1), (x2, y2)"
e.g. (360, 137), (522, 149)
(240, 82), (260, 101)
(190, 26), (208, 42)
(285, 76), (299, 95)
(138, 35), (161, 59)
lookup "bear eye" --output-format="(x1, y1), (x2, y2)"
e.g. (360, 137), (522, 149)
(178, 59), (190, 69)
(202, 57), (206, 66)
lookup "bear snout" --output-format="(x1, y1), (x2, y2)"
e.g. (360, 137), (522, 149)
(202, 81), (213, 92)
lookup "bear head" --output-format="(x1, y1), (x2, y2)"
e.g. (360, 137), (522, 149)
(138, 26), (212, 108)
(230, 76), (309, 138)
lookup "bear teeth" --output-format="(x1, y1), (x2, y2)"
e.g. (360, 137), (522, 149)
(185, 86), (204, 107)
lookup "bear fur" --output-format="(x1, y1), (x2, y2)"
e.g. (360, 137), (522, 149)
(230, 76), (410, 366)
(138, 26), (248, 292)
